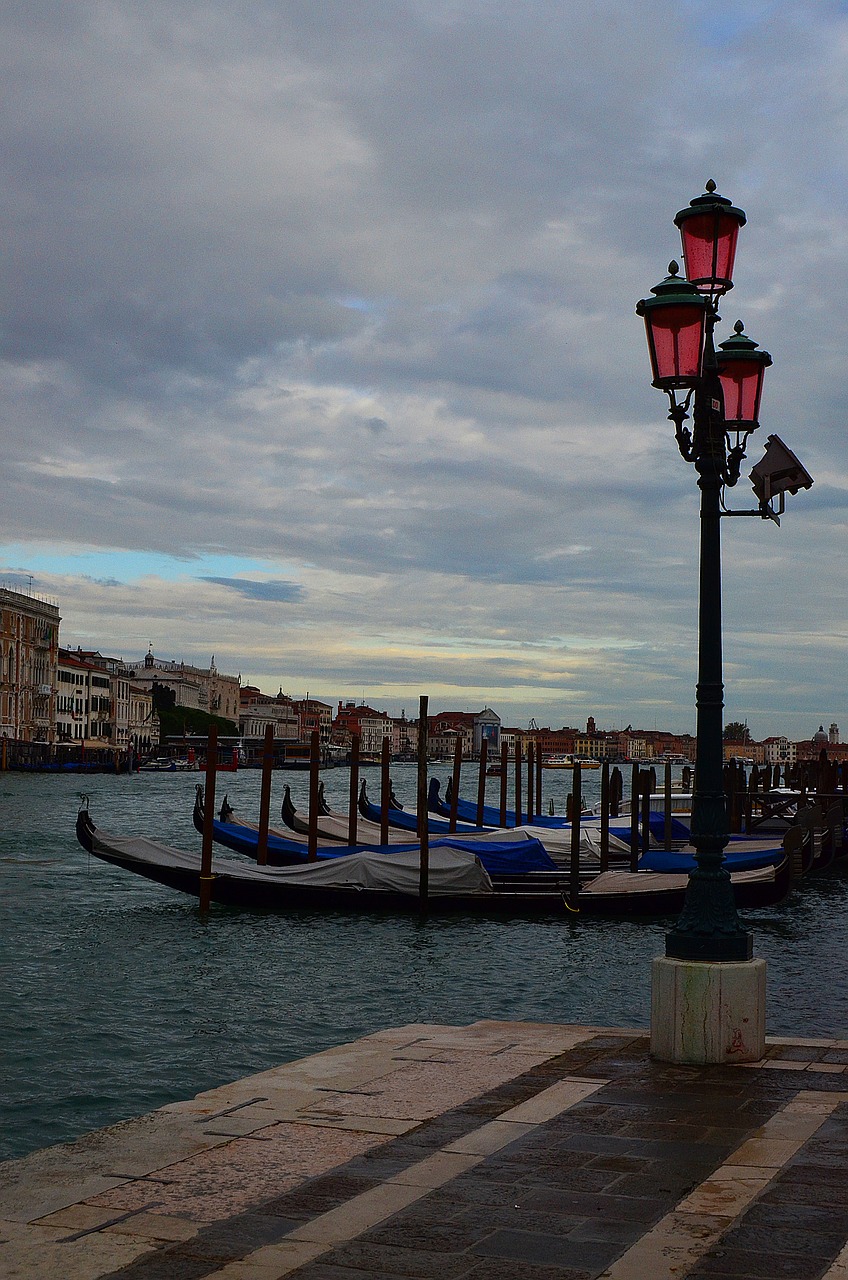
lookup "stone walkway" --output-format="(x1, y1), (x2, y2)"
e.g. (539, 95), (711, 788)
(2, 1021), (848, 1280)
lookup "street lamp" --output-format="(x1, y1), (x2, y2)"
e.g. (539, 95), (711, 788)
(636, 182), (812, 1057)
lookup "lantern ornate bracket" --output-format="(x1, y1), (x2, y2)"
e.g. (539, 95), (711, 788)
(665, 388), (695, 461)
(663, 383), (752, 486)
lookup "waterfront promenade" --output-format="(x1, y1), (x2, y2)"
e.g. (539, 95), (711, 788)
(2, 1020), (848, 1279)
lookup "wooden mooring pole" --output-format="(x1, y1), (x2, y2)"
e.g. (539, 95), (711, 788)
(663, 761), (672, 852)
(347, 733), (360, 846)
(569, 761), (582, 908)
(629, 763), (640, 872)
(307, 729), (320, 862)
(380, 735), (391, 846)
(417, 695), (429, 911)
(499, 742), (508, 827)
(514, 741), (523, 828)
(256, 723), (274, 866)
(476, 737), (488, 827)
(526, 741), (534, 825)
(449, 735), (462, 833)
(536, 748), (542, 820)
(600, 760), (610, 873)
(641, 772), (651, 857)
(199, 724), (218, 911)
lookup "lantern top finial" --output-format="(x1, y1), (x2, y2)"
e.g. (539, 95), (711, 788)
(675, 184), (746, 226)
(718, 320), (772, 366)
(637, 262), (705, 307)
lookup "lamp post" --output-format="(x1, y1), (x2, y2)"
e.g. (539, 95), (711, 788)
(636, 182), (806, 1062)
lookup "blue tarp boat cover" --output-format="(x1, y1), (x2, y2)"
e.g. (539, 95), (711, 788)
(638, 845), (783, 874)
(214, 818), (557, 875)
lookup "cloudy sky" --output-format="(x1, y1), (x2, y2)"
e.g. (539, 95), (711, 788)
(1, 0), (845, 738)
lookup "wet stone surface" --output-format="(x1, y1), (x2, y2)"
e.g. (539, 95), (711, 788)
(5, 1024), (848, 1280)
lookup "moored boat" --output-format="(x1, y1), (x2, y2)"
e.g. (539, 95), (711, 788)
(81, 798), (794, 918)
(193, 787), (562, 878)
(76, 800), (568, 916)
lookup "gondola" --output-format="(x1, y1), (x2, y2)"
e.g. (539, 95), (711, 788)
(280, 782), (443, 845)
(192, 787), (563, 878)
(358, 778), (633, 869)
(76, 800), (565, 916)
(80, 799), (794, 918)
(428, 779), (797, 876)
(191, 792), (796, 915)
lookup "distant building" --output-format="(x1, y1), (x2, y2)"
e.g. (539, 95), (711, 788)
(390, 711), (417, 756)
(239, 686), (299, 745)
(131, 650), (240, 723)
(573, 730), (615, 760)
(332, 702), (392, 756)
(71, 648), (160, 749)
(428, 708), (500, 758)
(56, 648), (113, 747)
(292, 697), (333, 748)
(762, 736), (796, 767)
(0, 587), (61, 743)
(474, 708), (501, 755)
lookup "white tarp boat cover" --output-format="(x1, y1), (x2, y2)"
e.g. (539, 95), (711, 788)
(91, 829), (494, 897)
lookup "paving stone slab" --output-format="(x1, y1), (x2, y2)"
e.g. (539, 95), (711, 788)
(5, 1021), (848, 1280)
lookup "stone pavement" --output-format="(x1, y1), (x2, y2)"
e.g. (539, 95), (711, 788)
(2, 1021), (848, 1280)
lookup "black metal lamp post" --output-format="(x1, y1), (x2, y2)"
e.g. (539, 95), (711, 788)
(637, 182), (773, 963)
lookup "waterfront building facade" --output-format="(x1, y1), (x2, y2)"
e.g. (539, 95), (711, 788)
(333, 702), (392, 756)
(0, 588), (61, 743)
(763, 736), (796, 767)
(239, 686), (300, 745)
(131, 650), (240, 722)
(128, 682), (159, 753)
(63, 649), (159, 750)
(391, 713), (417, 757)
(56, 649), (113, 747)
(473, 707), (500, 755)
(292, 697), (333, 748)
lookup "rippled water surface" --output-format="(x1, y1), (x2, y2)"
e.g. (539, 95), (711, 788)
(2, 764), (847, 1162)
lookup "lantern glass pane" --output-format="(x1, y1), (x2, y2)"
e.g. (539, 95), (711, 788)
(718, 359), (764, 425)
(680, 211), (741, 293)
(645, 305), (704, 387)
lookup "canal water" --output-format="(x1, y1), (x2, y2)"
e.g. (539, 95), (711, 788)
(2, 764), (846, 1164)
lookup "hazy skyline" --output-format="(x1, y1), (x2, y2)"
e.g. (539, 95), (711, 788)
(2, 1), (845, 738)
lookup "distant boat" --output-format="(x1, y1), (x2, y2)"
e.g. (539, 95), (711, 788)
(542, 755), (601, 770)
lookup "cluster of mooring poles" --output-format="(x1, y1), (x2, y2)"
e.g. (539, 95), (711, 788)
(197, 711), (697, 918)
(198, 695), (435, 914)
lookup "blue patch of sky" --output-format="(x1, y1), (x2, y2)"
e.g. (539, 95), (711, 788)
(0, 545), (295, 586)
(335, 295), (382, 313)
(681, 0), (777, 47)
(200, 578), (304, 603)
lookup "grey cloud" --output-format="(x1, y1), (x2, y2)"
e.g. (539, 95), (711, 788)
(1, 0), (846, 737)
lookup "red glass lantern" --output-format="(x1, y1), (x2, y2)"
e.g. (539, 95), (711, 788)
(717, 321), (772, 428)
(674, 181), (746, 297)
(636, 262), (708, 389)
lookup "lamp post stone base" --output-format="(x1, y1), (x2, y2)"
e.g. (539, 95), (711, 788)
(650, 955), (766, 1065)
